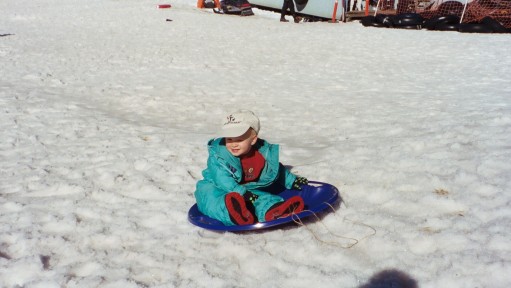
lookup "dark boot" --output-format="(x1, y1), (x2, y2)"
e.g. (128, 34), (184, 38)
(225, 192), (255, 225)
(280, 17), (289, 22)
(265, 196), (305, 221)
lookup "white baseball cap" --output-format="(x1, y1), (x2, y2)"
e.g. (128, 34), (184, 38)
(219, 110), (260, 138)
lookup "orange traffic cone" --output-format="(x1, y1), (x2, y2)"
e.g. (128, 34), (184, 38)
(197, 0), (204, 8)
(214, 0), (221, 8)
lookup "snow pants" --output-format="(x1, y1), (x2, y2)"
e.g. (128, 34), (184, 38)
(281, 0), (296, 18)
(195, 181), (284, 226)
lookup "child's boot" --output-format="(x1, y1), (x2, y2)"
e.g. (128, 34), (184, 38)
(225, 192), (255, 225)
(265, 196), (305, 221)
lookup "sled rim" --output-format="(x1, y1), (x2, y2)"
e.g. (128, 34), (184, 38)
(188, 181), (339, 231)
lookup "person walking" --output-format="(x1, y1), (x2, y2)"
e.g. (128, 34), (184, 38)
(280, 0), (301, 23)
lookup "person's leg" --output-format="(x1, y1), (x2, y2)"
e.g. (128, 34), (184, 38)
(225, 192), (255, 225)
(280, 0), (290, 21)
(265, 196), (304, 221)
(287, 0), (296, 17)
(286, 0), (301, 23)
(250, 191), (284, 222)
(195, 182), (239, 226)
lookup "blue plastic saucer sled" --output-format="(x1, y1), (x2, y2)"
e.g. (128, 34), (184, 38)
(188, 181), (339, 232)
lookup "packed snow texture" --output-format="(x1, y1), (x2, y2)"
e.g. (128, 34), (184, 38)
(1, 0), (510, 287)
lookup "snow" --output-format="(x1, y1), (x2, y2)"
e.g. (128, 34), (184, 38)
(1, 0), (510, 287)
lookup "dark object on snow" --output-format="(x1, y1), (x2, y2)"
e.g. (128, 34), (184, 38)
(392, 13), (424, 27)
(215, 0), (254, 16)
(40, 255), (51, 270)
(481, 16), (511, 33)
(0, 251), (11, 259)
(361, 13), (423, 29)
(359, 14), (394, 27)
(434, 22), (460, 31)
(394, 24), (423, 29)
(360, 16), (386, 27)
(458, 22), (494, 33)
(360, 269), (418, 288)
(423, 15), (460, 30)
(0, 33), (14, 37)
(360, 12), (511, 34)
(375, 14), (395, 27)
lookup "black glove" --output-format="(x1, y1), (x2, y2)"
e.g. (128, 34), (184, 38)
(292, 176), (308, 190)
(243, 191), (259, 204)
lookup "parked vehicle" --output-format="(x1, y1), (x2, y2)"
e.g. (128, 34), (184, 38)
(249, 0), (344, 21)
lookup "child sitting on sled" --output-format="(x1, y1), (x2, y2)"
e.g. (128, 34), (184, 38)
(194, 110), (308, 226)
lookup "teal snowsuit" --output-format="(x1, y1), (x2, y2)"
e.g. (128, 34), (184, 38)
(194, 138), (297, 226)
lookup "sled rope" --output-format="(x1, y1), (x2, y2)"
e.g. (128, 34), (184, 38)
(290, 202), (376, 249)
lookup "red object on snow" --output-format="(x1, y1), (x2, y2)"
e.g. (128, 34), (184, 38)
(158, 4), (171, 8)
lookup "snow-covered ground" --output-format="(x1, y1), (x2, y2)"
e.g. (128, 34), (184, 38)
(1, 0), (510, 287)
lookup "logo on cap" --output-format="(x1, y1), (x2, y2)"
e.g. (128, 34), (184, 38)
(224, 114), (241, 125)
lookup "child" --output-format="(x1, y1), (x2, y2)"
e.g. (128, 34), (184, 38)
(194, 110), (309, 226)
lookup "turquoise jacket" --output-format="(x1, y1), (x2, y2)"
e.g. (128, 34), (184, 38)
(195, 138), (297, 225)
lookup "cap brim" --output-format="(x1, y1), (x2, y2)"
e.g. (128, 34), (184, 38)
(219, 124), (250, 138)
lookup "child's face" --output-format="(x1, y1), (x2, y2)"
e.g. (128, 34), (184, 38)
(225, 129), (258, 157)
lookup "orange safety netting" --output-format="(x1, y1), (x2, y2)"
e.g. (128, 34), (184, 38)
(376, 0), (511, 28)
